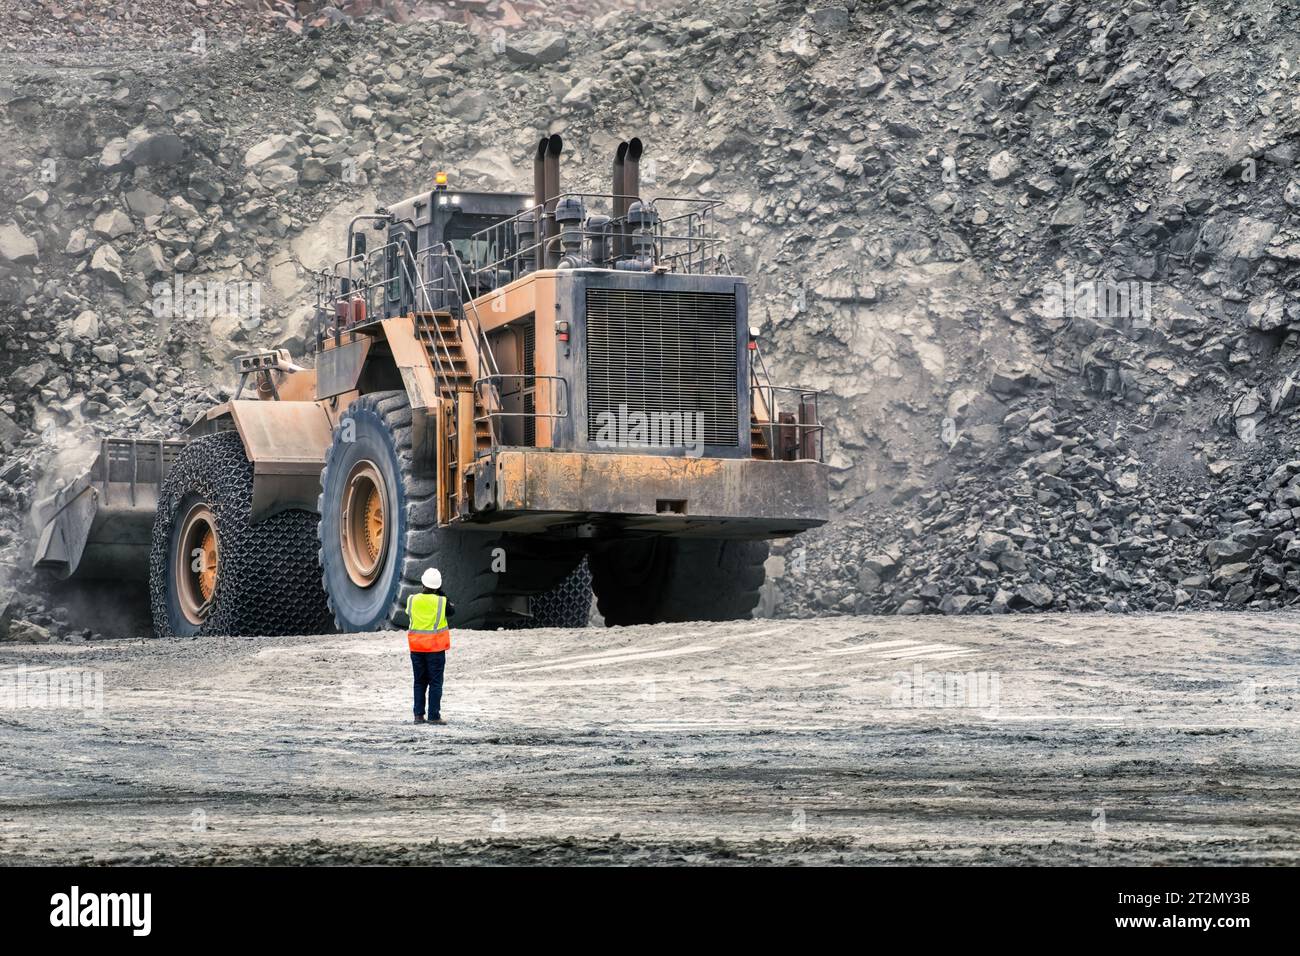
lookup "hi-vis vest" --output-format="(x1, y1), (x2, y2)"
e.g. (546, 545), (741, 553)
(406, 593), (450, 652)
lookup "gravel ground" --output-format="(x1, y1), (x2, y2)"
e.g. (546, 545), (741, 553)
(1, 612), (1298, 865)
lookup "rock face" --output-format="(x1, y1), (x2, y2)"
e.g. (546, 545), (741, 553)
(121, 127), (186, 167)
(3, 619), (52, 643)
(244, 135), (301, 169)
(987, 150), (1021, 184)
(774, 405), (1300, 617)
(2, 1), (1300, 628)
(504, 31), (569, 65)
(0, 223), (38, 263)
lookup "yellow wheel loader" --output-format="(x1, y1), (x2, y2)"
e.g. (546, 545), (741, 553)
(31, 136), (829, 636)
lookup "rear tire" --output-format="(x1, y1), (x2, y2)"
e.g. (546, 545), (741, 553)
(150, 431), (333, 637)
(529, 557), (593, 628)
(589, 538), (768, 626)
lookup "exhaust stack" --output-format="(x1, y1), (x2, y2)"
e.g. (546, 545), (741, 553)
(624, 136), (643, 208)
(612, 141), (628, 261)
(543, 133), (563, 269)
(612, 137), (644, 264)
(532, 137), (548, 270)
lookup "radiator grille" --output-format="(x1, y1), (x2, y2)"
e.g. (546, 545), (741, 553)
(585, 288), (739, 447)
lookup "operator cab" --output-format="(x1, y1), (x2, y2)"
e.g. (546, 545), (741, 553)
(381, 185), (533, 316)
(319, 180), (532, 341)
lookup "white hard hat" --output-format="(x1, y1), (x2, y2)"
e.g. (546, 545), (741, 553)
(421, 567), (442, 590)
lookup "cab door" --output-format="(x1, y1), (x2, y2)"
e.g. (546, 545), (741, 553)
(385, 223), (417, 317)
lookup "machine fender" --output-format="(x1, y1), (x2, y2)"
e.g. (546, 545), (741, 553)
(381, 317), (440, 474)
(200, 400), (336, 521)
(315, 336), (372, 400)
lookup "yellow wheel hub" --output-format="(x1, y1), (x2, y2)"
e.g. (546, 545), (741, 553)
(197, 527), (217, 601)
(341, 460), (389, 588)
(176, 503), (219, 626)
(363, 485), (384, 560)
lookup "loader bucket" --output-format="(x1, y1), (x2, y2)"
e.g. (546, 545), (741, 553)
(31, 438), (188, 581)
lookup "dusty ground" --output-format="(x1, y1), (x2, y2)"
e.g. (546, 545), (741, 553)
(0, 612), (1297, 865)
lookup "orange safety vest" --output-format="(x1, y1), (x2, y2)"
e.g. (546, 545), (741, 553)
(406, 592), (451, 653)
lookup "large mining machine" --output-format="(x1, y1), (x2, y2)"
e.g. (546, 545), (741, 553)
(31, 135), (828, 635)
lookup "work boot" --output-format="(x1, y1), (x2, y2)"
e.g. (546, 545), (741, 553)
(428, 717), (446, 725)
(413, 716), (426, 724)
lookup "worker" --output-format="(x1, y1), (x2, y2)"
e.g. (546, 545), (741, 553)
(406, 567), (455, 725)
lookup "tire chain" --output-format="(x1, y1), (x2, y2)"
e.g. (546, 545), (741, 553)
(528, 557), (594, 628)
(151, 431), (334, 637)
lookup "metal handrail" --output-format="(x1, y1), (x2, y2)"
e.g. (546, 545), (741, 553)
(429, 243), (501, 382)
(311, 236), (503, 460)
(472, 374), (569, 452)
(313, 241), (405, 349)
(749, 341), (824, 463)
(414, 244), (504, 439)
(394, 240), (462, 400)
(750, 383), (825, 463)
(467, 193), (727, 281)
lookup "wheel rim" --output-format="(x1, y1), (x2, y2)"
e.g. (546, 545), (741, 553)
(341, 460), (389, 588)
(177, 503), (219, 626)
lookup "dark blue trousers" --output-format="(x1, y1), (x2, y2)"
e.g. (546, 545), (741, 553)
(411, 651), (446, 719)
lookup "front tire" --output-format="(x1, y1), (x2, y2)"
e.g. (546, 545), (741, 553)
(150, 431), (333, 637)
